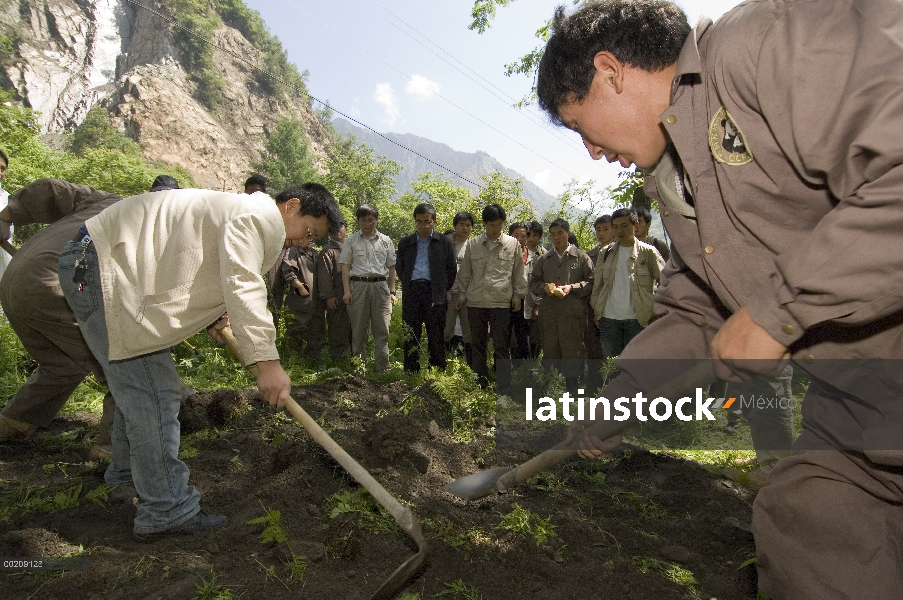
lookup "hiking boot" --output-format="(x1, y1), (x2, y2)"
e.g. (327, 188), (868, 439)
(133, 511), (227, 543)
(0, 416), (37, 443)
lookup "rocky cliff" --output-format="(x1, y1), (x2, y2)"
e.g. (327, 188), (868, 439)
(1, 0), (329, 190)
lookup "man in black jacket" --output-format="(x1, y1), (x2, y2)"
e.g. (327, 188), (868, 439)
(396, 203), (457, 373)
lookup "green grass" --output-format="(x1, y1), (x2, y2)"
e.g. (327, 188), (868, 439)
(497, 503), (556, 547)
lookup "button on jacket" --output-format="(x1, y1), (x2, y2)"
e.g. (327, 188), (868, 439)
(590, 241), (664, 327)
(396, 230), (457, 304)
(453, 233), (527, 308)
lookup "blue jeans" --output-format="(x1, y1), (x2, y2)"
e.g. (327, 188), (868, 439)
(598, 317), (644, 358)
(59, 240), (200, 534)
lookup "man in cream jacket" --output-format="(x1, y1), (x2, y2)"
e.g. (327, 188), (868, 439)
(58, 183), (340, 541)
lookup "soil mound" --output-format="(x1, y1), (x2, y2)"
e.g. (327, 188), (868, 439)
(0, 376), (757, 599)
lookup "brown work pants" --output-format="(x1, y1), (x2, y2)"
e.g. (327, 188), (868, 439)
(754, 450), (903, 599)
(1, 262), (113, 443)
(324, 302), (351, 361)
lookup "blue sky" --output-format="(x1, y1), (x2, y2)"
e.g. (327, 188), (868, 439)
(242, 0), (743, 197)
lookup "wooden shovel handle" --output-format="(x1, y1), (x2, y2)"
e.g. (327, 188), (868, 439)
(218, 325), (424, 540)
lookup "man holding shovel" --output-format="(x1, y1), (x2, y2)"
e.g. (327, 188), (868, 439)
(535, 1), (903, 597)
(58, 182), (340, 541)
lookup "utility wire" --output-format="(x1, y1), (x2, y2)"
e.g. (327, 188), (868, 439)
(121, 0), (485, 189)
(278, 0), (583, 180)
(355, 0), (598, 160)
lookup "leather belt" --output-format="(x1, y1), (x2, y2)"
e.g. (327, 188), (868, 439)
(350, 276), (387, 282)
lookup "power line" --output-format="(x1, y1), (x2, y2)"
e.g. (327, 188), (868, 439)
(277, 0), (583, 180)
(121, 0), (486, 189)
(355, 0), (597, 159)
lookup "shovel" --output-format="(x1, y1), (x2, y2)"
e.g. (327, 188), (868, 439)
(445, 361), (716, 501)
(1, 240), (16, 256)
(220, 325), (428, 600)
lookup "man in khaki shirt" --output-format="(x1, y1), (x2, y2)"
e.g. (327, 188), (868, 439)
(453, 204), (527, 393)
(339, 204), (397, 372)
(538, 1), (903, 596)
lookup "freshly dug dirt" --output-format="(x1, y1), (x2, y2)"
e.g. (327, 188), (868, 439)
(0, 377), (758, 599)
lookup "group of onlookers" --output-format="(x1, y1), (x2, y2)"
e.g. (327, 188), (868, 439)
(272, 193), (672, 398)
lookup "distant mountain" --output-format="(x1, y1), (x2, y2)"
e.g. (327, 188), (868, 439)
(333, 118), (558, 213)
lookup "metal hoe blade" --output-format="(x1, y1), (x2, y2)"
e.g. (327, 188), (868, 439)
(443, 467), (513, 501)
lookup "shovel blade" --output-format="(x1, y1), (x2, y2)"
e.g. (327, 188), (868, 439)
(443, 467), (513, 501)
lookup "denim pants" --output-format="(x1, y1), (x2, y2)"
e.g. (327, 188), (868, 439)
(59, 239), (200, 534)
(598, 317), (644, 358)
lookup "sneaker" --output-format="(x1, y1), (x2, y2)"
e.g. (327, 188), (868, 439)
(133, 511), (227, 542)
(88, 444), (113, 462)
(0, 416), (37, 443)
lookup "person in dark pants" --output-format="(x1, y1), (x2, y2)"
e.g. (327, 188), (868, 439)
(317, 221), (352, 361)
(396, 203), (457, 373)
(507, 221), (531, 360)
(453, 204), (527, 393)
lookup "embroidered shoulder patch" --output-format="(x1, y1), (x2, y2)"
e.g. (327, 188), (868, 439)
(709, 106), (752, 165)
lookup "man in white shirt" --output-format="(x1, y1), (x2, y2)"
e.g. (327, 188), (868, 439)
(339, 204), (397, 371)
(589, 208), (664, 358)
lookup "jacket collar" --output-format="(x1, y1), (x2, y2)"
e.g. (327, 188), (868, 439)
(670, 17), (713, 100)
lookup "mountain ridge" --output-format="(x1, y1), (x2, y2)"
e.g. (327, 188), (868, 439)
(333, 118), (559, 213)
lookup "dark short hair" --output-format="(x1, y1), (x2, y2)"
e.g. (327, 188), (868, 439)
(594, 214), (613, 227)
(549, 218), (571, 233)
(245, 175), (267, 191)
(568, 233), (580, 248)
(453, 211), (475, 227)
(634, 206), (652, 224)
(482, 203), (506, 223)
(414, 203), (437, 220)
(275, 183), (343, 234)
(0, 148), (8, 167)
(537, 1), (691, 125)
(508, 221), (527, 235)
(528, 220), (544, 235)
(356, 203), (379, 220)
(611, 207), (638, 224)
(150, 175), (179, 192)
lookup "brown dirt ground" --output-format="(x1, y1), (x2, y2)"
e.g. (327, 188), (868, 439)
(0, 377), (758, 599)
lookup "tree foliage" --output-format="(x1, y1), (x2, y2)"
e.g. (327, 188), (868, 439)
(252, 116), (319, 194)
(0, 91), (194, 201)
(69, 106), (141, 157)
(161, 0), (311, 109)
(322, 134), (401, 227)
(547, 179), (616, 250)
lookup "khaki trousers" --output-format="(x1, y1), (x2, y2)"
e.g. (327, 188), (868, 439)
(347, 280), (392, 371)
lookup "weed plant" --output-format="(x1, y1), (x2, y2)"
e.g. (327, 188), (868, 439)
(497, 503), (556, 547)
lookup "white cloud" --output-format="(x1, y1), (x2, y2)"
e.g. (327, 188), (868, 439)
(373, 83), (399, 126)
(532, 169), (551, 188)
(405, 74), (442, 100)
